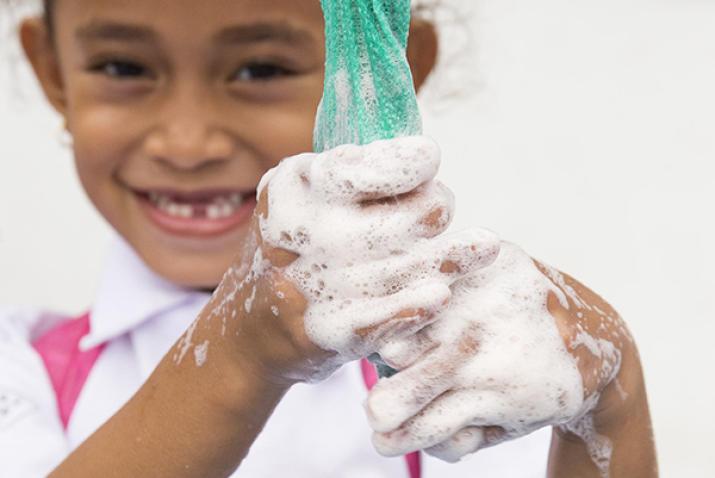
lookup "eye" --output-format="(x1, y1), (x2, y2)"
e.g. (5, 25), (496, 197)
(232, 62), (294, 82)
(90, 59), (148, 79)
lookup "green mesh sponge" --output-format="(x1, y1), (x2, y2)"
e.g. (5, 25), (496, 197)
(313, 0), (422, 153)
(315, 0), (424, 377)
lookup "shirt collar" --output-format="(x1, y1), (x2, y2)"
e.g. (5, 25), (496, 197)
(80, 235), (210, 350)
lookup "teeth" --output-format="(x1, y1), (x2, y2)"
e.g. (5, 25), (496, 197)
(206, 203), (238, 219)
(207, 204), (222, 220)
(177, 205), (193, 218)
(147, 191), (245, 220)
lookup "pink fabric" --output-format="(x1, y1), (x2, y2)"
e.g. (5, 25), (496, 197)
(360, 359), (421, 478)
(32, 313), (105, 429)
(30, 318), (420, 475)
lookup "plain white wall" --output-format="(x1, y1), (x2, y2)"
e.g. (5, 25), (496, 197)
(1, 0), (713, 476)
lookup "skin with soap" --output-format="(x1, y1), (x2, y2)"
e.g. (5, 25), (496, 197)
(369, 244), (636, 471)
(7, 0), (657, 476)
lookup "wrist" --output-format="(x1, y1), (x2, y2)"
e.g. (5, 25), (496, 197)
(591, 340), (646, 431)
(552, 342), (657, 478)
(195, 303), (293, 417)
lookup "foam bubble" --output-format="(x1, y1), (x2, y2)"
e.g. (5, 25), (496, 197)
(367, 242), (620, 475)
(194, 340), (209, 368)
(258, 136), (500, 380)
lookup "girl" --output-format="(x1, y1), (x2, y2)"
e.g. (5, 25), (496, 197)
(0, 0), (657, 477)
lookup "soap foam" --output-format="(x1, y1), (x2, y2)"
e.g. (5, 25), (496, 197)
(367, 242), (620, 475)
(193, 340), (209, 368)
(173, 230), (266, 366)
(258, 136), (500, 380)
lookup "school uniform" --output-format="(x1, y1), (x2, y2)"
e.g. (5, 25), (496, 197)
(0, 236), (550, 477)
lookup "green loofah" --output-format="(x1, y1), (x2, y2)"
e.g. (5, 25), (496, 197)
(313, 0), (422, 153)
(316, 0), (424, 376)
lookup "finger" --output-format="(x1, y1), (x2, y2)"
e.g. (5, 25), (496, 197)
(424, 426), (487, 463)
(415, 183), (453, 239)
(421, 227), (501, 281)
(371, 389), (482, 456)
(261, 243), (299, 268)
(304, 281), (451, 358)
(377, 329), (437, 370)
(310, 136), (441, 202)
(366, 350), (456, 433)
(352, 283), (451, 347)
(262, 181), (454, 259)
(257, 153), (316, 253)
(355, 311), (437, 355)
(301, 181), (454, 256)
(360, 181), (455, 239)
(331, 227), (501, 298)
(426, 425), (508, 462)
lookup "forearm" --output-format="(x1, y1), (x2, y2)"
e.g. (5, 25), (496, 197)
(548, 346), (657, 477)
(541, 267), (658, 477)
(50, 305), (289, 478)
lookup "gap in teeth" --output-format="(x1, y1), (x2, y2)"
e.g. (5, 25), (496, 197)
(148, 192), (244, 219)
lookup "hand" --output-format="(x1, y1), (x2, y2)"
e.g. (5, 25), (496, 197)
(179, 137), (501, 386)
(365, 241), (635, 469)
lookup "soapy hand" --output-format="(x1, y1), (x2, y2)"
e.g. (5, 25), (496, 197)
(365, 242), (632, 471)
(201, 137), (501, 385)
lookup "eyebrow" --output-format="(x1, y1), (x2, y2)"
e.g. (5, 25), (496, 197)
(75, 20), (315, 47)
(214, 23), (315, 46)
(76, 21), (157, 43)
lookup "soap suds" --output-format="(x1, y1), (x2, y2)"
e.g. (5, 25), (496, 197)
(561, 412), (613, 478)
(258, 136), (500, 381)
(366, 242), (621, 476)
(613, 378), (629, 402)
(194, 340), (209, 367)
(173, 320), (198, 365)
(244, 285), (257, 314)
(172, 231), (267, 367)
(171, 136), (498, 381)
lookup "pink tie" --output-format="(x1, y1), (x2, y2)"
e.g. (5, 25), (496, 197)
(32, 313), (104, 429)
(32, 313), (422, 477)
(361, 359), (422, 478)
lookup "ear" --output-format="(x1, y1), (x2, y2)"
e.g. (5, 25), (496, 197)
(407, 18), (439, 93)
(19, 17), (68, 120)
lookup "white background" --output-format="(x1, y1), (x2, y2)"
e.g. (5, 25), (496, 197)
(1, 0), (713, 476)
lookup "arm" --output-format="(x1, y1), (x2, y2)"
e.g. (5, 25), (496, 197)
(51, 137), (488, 477)
(543, 268), (658, 477)
(365, 244), (658, 477)
(548, 370), (657, 478)
(50, 285), (290, 478)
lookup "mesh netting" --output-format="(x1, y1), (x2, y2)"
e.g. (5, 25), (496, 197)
(313, 0), (422, 153)
(315, 0), (424, 377)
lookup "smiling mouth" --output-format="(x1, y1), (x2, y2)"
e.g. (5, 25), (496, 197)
(133, 188), (257, 237)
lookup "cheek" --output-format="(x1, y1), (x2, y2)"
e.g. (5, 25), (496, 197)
(69, 87), (146, 172)
(69, 105), (137, 220)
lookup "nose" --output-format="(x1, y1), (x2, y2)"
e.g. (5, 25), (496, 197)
(144, 87), (235, 171)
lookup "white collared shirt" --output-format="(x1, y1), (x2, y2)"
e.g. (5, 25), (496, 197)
(0, 236), (550, 477)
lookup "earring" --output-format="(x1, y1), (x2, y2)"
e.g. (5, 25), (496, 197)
(58, 120), (73, 148)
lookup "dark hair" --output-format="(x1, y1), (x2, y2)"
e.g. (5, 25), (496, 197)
(24, 0), (440, 42)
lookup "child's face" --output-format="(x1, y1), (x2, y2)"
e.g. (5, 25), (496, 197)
(22, 0), (437, 290)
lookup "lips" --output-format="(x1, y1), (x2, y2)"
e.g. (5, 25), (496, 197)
(133, 188), (257, 237)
